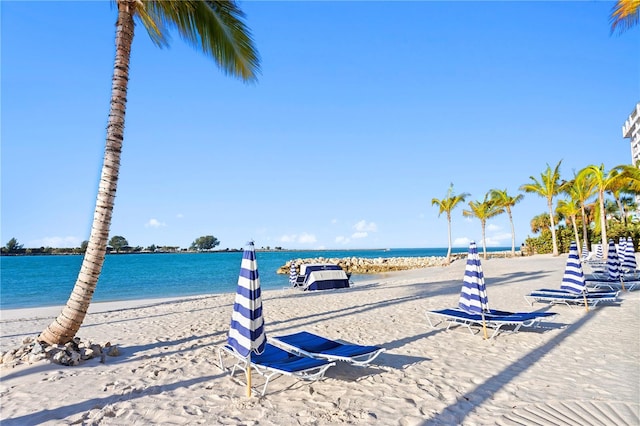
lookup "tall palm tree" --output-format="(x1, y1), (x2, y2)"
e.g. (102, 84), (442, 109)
(577, 164), (619, 258)
(520, 161), (563, 256)
(462, 193), (502, 260)
(488, 188), (524, 257)
(557, 198), (581, 253)
(610, 0), (640, 34)
(431, 184), (470, 264)
(39, 0), (260, 346)
(561, 172), (597, 253)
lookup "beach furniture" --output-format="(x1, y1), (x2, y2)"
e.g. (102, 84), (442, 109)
(427, 241), (556, 339)
(269, 331), (385, 367)
(218, 343), (335, 396)
(525, 242), (619, 309)
(295, 263), (350, 291)
(426, 308), (556, 339)
(584, 239), (640, 291)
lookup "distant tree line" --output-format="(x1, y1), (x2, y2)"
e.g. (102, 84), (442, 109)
(0, 234), (250, 255)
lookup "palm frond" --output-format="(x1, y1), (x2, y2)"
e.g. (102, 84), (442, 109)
(610, 0), (640, 34)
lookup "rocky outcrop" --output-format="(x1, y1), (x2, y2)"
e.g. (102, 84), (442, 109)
(278, 252), (514, 275)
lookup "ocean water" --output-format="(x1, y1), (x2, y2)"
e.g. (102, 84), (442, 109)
(0, 247), (511, 310)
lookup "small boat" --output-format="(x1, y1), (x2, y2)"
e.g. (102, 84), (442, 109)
(295, 263), (350, 291)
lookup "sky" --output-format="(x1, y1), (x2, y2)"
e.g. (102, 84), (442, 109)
(1, 1), (639, 251)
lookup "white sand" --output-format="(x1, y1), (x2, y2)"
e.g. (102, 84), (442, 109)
(1, 254), (638, 425)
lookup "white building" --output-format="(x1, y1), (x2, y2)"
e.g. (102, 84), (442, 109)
(623, 102), (640, 165)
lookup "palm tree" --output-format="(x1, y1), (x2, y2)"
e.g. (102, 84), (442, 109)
(576, 164), (626, 258)
(561, 172), (597, 253)
(520, 161), (563, 256)
(462, 193), (502, 260)
(610, 0), (640, 34)
(488, 188), (524, 257)
(557, 199), (581, 253)
(431, 184), (470, 264)
(530, 213), (552, 234)
(39, 1), (260, 346)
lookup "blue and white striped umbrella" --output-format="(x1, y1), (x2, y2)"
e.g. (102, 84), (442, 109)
(618, 237), (626, 259)
(581, 241), (589, 261)
(622, 237), (637, 273)
(607, 239), (621, 282)
(228, 242), (266, 396)
(459, 242), (488, 312)
(560, 242), (586, 294)
(595, 244), (603, 259)
(458, 242), (489, 338)
(288, 261), (298, 286)
(560, 242), (590, 311)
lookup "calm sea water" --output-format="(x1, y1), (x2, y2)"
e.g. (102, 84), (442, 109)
(0, 247), (511, 310)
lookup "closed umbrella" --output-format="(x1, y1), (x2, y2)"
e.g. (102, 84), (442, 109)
(560, 241), (589, 311)
(227, 241), (266, 397)
(289, 261), (298, 287)
(458, 241), (489, 339)
(581, 240), (589, 261)
(622, 236), (637, 273)
(607, 239), (624, 291)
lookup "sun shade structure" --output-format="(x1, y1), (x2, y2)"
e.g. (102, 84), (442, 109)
(458, 241), (489, 338)
(227, 241), (266, 396)
(606, 239), (624, 290)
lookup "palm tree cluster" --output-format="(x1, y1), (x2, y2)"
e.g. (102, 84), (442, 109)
(432, 160), (640, 262)
(432, 185), (523, 261)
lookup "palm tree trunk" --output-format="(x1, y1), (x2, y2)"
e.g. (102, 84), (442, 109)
(599, 190), (608, 257)
(39, 1), (135, 345)
(481, 221), (487, 260)
(580, 204), (589, 251)
(508, 209), (515, 256)
(446, 213), (452, 264)
(571, 216), (580, 251)
(547, 199), (559, 256)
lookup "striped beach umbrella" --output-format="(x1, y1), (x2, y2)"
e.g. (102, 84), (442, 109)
(581, 241), (589, 261)
(595, 244), (604, 259)
(622, 237), (637, 273)
(560, 241), (588, 311)
(606, 239), (624, 291)
(288, 261), (298, 286)
(458, 241), (489, 338)
(618, 237), (626, 259)
(227, 241), (266, 396)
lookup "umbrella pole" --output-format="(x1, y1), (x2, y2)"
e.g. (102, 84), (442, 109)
(481, 312), (488, 340)
(582, 293), (589, 312)
(246, 354), (252, 397)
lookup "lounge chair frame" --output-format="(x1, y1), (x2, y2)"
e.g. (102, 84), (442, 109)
(218, 344), (334, 396)
(425, 308), (556, 339)
(270, 331), (385, 367)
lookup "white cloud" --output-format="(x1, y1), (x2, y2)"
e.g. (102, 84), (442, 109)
(453, 237), (471, 246)
(354, 220), (377, 232)
(30, 236), (81, 248)
(351, 232), (368, 239)
(298, 233), (317, 244)
(331, 218), (338, 225)
(145, 218), (167, 228)
(487, 223), (501, 232)
(279, 233), (317, 244)
(335, 236), (350, 244)
(176, 213), (184, 219)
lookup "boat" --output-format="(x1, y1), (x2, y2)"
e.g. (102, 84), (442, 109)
(295, 263), (350, 291)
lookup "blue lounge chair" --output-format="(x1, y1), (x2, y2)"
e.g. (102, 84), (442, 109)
(269, 331), (385, 367)
(218, 343), (335, 396)
(524, 290), (619, 308)
(426, 308), (557, 339)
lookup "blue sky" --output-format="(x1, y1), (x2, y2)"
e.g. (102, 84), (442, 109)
(2, 1), (639, 250)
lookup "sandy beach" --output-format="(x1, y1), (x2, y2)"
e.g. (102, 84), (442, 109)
(1, 254), (638, 425)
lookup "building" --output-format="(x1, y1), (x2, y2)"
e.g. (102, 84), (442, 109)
(622, 102), (640, 165)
